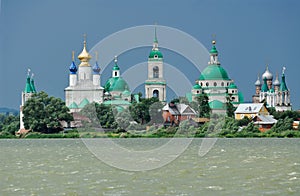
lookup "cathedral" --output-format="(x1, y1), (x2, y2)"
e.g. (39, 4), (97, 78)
(64, 30), (166, 112)
(64, 37), (104, 112)
(252, 66), (291, 111)
(190, 40), (243, 114)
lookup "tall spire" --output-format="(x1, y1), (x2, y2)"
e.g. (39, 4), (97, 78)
(280, 66), (288, 91)
(30, 73), (37, 93)
(25, 69), (33, 93)
(153, 24), (159, 50)
(78, 34), (92, 66)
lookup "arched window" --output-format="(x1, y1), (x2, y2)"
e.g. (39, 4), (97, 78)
(153, 90), (159, 98)
(214, 82), (217, 86)
(153, 66), (159, 78)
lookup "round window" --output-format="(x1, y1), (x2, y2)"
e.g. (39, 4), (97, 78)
(154, 55), (158, 59)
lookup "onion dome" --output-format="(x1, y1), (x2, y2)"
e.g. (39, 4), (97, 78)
(262, 65), (273, 80)
(78, 35), (92, 66)
(69, 61), (77, 74)
(279, 67), (288, 91)
(255, 74), (261, 86)
(261, 77), (269, 92)
(228, 83), (238, 89)
(69, 51), (77, 74)
(92, 61), (101, 74)
(193, 84), (201, 89)
(273, 73), (280, 86)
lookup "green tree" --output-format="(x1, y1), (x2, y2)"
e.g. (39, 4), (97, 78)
(80, 103), (116, 129)
(23, 91), (73, 133)
(0, 114), (19, 135)
(129, 97), (160, 124)
(226, 96), (236, 118)
(270, 117), (293, 133)
(197, 94), (211, 118)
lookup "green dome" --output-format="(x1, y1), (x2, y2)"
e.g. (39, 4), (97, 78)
(199, 65), (230, 80)
(193, 84), (201, 89)
(104, 77), (130, 92)
(228, 83), (237, 89)
(113, 63), (120, 70)
(149, 50), (163, 58)
(210, 45), (218, 54)
(122, 90), (131, 96)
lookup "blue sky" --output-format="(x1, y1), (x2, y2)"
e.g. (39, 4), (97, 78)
(0, 0), (299, 110)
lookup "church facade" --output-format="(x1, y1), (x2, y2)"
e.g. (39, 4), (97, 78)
(252, 66), (291, 111)
(191, 40), (243, 114)
(64, 38), (104, 112)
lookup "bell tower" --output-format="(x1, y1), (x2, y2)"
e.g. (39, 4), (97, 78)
(145, 27), (166, 102)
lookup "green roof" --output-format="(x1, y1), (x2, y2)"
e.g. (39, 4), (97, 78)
(280, 74), (288, 91)
(145, 81), (166, 85)
(69, 102), (79, 109)
(113, 63), (120, 70)
(122, 90), (131, 96)
(25, 76), (33, 93)
(210, 45), (218, 54)
(199, 65), (230, 80)
(228, 83), (237, 89)
(105, 77), (130, 92)
(30, 79), (37, 93)
(261, 77), (268, 92)
(209, 100), (226, 110)
(193, 84), (201, 89)
(149, 50), (163, 58)
(78, 98), (90, 108)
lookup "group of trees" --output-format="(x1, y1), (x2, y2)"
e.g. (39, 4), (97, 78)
(0, 114), (19, 138)
(1, 89), (300, 138)
(22, 91), (73, 133)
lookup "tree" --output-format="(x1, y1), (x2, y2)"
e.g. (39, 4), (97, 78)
(80, 103), (116, 129)
(23, 91), (73, 133)
(0, 114), (19, 135)
(226, 96), (236, 118)
(129, 97), (160, 124)
(196, 94), (211, 118)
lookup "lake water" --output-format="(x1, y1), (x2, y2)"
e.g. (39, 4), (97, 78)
(0, 138), (299, 195)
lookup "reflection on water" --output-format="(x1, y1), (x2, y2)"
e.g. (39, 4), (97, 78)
(0, 139), (299, 195)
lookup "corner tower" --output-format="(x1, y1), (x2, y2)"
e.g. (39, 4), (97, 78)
(145, 27), (166, 102)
